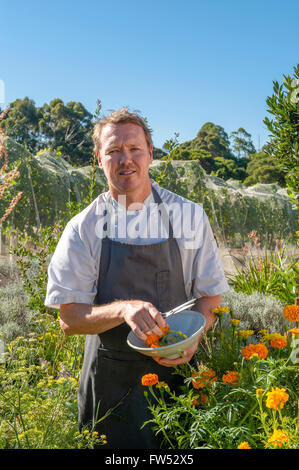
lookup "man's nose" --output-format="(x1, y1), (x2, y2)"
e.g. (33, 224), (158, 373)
(119, 148), (133, 163)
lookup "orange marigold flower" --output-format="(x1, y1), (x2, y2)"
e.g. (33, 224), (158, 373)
(192, 392), (207, 406)
(191, 373), (204, 389)
(270, 334), (287, 349)
(266, 387), (289, 410)
(141, 373), (159, 386)
(237, 441), (251, 449)
(191, 368), (217, 389)
(283, 304), (299, 322)
(267, 429), (292, 448)
(241, 343), (268, 360)
(145, 327), (170, 347)
(222, 371), (240, 385)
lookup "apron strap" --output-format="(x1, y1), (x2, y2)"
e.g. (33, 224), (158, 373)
(151, 186), (174, 239)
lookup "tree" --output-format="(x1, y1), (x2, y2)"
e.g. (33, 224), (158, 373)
(0, 97), (95, 166)
(230, 127), (256, 159)
(263, 64), (299, 211)
(152, 146), (167, 159)
(243, 152), (286, 187)
(38, 98), (94, 166)
(0, 97), (42, 154)
(190, 122), (233, 159)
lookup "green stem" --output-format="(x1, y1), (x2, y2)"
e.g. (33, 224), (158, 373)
(239, 402), (258, 426)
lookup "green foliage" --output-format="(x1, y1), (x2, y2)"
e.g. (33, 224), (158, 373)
(0, 97), (42, 154)
(39, 98), (94, 166)
(227, 245), (299, 304)
(0, 97), (94, 166)
(1, 139), (106, 235)
(143, 311), (298, 449)
(0, 313), (107, 448)
(263, 64), (299, 213)
(244, 152), (286, 187)
(230, 127), (256, 159)
(149, 161), (297, 246)
(192, 122), (233, 159)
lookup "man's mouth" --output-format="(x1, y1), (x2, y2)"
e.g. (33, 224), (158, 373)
(119, 169), (136, 176)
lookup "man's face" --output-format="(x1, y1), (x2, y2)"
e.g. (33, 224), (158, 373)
(98, 123), (153, 202)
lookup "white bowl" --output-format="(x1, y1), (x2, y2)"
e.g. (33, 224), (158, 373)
(127, 310), (206, 359)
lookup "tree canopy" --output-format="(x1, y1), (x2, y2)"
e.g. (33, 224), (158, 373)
(0, 97), (94, 166)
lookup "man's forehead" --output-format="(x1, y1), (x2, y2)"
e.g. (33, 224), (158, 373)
(101, 123), (146, 145)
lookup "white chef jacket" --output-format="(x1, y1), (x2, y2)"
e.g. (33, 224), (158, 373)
(45, 180), (229, 308)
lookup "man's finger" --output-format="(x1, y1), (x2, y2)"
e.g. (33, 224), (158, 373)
(148, 306), (169, 330)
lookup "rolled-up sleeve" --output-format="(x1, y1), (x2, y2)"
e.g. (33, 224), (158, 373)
(192, 211), (230, 297)
(45, 222), (98, 308)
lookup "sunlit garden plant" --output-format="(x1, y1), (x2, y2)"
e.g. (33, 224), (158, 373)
(228, 238), (298, 305)
(141, 303), (299, 449)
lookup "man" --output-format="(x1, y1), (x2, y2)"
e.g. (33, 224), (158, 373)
(45, 108), (229, 449)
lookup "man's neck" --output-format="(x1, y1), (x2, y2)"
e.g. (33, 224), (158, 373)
(109, 182), (153, 210)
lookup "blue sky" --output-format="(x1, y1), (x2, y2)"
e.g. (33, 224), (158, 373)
(1, 0), (298, 150)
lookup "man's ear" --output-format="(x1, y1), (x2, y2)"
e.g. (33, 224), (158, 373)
(149, 145), (153, 163)
(96, 151), (103, 168)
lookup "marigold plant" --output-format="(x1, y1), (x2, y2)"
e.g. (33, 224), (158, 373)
(191, 368), (217, 389)
(265, 387), (289, 410)
(267, 429), (292, 448)
(237, 441), (251, 449)
(283, 304), (299, 322)
(141, 373), (159, 386)
(270, 335), (287, 349)
(222, 371), (240, 385)
(192, 392), (207, 406)
(241, 343), (268, 360)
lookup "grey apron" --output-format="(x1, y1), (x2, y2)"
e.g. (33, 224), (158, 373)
(78, 187), (188, 449)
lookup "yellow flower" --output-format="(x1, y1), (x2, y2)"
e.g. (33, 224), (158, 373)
(211, 305), (230, 317)
(55, 377), (67, 385)
(241, 343), (268, 360)
(238, 330), (255, 340)
(238, 441), (251, 449)
(258, 329), (268, 336)
(256, 388), (263, 396)
(156, 381), (169, 389)
(267, 429), (292, 448)
(230, 319), (240, 326)
(266, 387), (289, 410)
(283, 304), (299, 322)
(289, 328), (299, 338)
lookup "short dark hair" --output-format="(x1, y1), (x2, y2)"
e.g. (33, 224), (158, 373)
(93, 107), (153, 153)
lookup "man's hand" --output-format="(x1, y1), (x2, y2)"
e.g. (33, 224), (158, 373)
(153, 339), (199, 367)
(120, 299), (169, 341)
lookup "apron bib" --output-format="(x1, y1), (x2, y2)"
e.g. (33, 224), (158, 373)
(78, 187), (188, 449)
